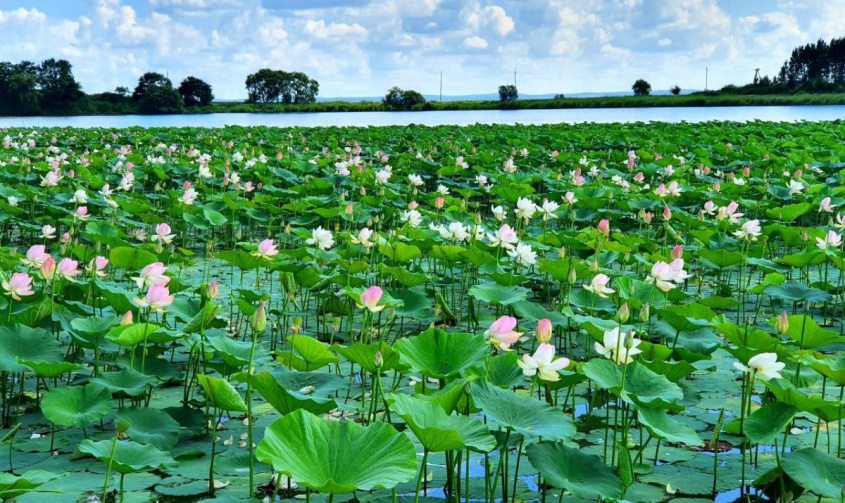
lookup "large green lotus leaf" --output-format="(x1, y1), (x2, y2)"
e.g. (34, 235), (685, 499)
(394, 328), (488, 379)
(77, 439), (176, 475)
(0, 470), (64, 500)
(197, 374), (247, 412)
(91, 368), (157, 396)
(470, 381), (574, 440)
(0, 323), (63, 373)
(771, 314), (842, 349)
(510, 301), (568, 325)
(207, 335), (253, 367)
(276, 335), (340, 371)
(781, 448), (845, 499)
(251, 371), (337, 416)
(70, 315), (119, 336)
(698, 248), (742, 269)
(255, 409), (417, 495)
(41, 383), (112, 428)
(109, 247), (157, 271)
(582, 359), (684, 411)
(638, 408), (703, 447)
(764, 282), (831, 304)
(382, 266), (430, 288)
(388, 288), (432, 319)
(388, 393), (495, 453)
(18, 360), (82, 378)
(378, 242), (421, 263)
(105, 323), (166, 347)
(763, 380), (842, 422)
(116, 407), (181, 451)
(271, 365), (348, 397)
(469, 282), (530, 306)
(744, 402), (797, 445)
(526, 441), (622, 500)
(484, 351), (525, 388)
(334, 341), (402, 374)
(765, 202), (810, 222)
(809, 355), (845, 385)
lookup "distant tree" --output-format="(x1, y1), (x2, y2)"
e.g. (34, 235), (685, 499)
(383, 86), (426, 109)
(0, 62), (39, 113)
(670, 84), (681, 95)
(632, 79), (651, 96)
(554, 93), (565, 99)
(133, 72), (173, 101)
(138, 85), (183, 114)
(245, 69), (319, 103)
(115, 86), (130, 97)
(179, 76), (214, 106)
(498, 84), (518, 101)
(36, 58), (82, 108)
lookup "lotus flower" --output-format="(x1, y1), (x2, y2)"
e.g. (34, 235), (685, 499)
(254, 239), (279, 260)
(584, 274), (615, 298)
(485, 316), (522, 351)
(517, 343), (569, 381)
(56, 258), (81, 282)
(133, 284), (175, 313)
(306, 227), (335, 250)
(733, 220), (762, 241)
(22, 245), (50, 268)
(358, 286), (385, 313)
(2, 272), (34, 300)
(133, 262), (170, 289)
(487, 224), (518, 250)
(595, 327), (642, 365)
(733, 352), (784, 381)
(535, 319), (552, 344)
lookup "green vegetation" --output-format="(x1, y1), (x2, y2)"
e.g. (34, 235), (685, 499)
(0, 121), (843, 502)
(382, 86), (427, 110)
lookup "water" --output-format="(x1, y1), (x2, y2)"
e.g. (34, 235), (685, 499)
(1, 105), (844, 129)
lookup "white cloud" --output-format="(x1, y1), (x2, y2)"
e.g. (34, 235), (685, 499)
(463, 36), (489, 49)
(303, 19), (367, 39)
(657, 37), (672, 47)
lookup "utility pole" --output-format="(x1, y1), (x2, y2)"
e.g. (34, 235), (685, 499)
(705, 66), (708, 91)
(440, 71), (443, 102)
(514, 68), (517, 88)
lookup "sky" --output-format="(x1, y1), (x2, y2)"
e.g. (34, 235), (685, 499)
(0, 0), (842, 99)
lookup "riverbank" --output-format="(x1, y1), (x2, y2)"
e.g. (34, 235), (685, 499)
(4, 92), (845, 117)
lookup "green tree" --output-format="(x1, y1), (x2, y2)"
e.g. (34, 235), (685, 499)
(498, 84), (518, 101)
(245, 69), (319, 104)
(178, 76), (214, 106)
(383, 86), (426, 109)
(36, 58), (82, 109)
(632, 79), (651, 96)
(133, 72), (173, 101)
(670, 84), (681, 95)
(138, 86), (183, 114)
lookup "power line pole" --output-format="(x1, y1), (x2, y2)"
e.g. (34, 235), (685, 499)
(439, 71), (443, 102)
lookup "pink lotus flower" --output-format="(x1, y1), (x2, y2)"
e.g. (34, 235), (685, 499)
(254, 239), (279, 260)
(485, 316), (522, 350)
(133, 284), (174, 313)
(87, 256), (109, 277)
(207, 281), (219, 299)
(535, 318), (552, 344)
(152, 223), (175, 244)
(2, 272), (35, 300)
(74, 206), (89, 220)
(41, 225), (57, 240)
(56, 258), (81, 282)
(121, 311), (134, 325)
(22, 245), (50, 268)
(584, 274), (615, 298)
(358, 286), (385, 313)
(40, 256), (56, 280)
(646, 259), (692, 292)
(671, 245), (683, 260)
(819, 197), (834, 213)
(662, 206), (672, 220)
(487, 224), (519, 250)
(435, 197), (445, 209)
(133, 262), (170, 289)
(518, 343), (569, 381)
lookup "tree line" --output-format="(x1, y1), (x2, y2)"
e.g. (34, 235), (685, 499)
(0, 59), (323, 115)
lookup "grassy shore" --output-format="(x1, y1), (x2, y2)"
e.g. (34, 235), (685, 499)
(182, 92), (845, 115)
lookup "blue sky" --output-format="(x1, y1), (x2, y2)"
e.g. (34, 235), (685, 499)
(0, 0), (840, 98)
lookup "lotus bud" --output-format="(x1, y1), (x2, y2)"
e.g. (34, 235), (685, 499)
(590, 259), (599, 273)
(291, 316), (303, 335)
(285, 224), (291, 235)
(332, 317), (341, 332)
(536, 319), (552, 344)
(207, 281), (219, 300)
(379, 188), (385, 197)
(640, 303), (650, 323)
(671, 245), (683, 260)
(40, 256), (56, 280)
(558, 247), (566, 259)
(713, 181), (721, 192)
(662, 206), (672, 221)
(345, 203), (354, 216)
(374, 350), (384, 369)
(568, 267), (577, 284)
(475, 213), (483, 225)
(360, 187), (367, 196)
(617, 303), (630, 324)
(435, 197), (445, 209)
(374, 215), (380, 224)
(643, 211), (653, 224)
(120, 311), (133, 325)
(597, 219), (610, 236)
(154, 182), (161, 192)
(743, 167), (750, 177)
(116, 418), (132, 434)
(775, 311), (789, 334)
(623, 330), (635, 349)
(251, 301), (267, 334)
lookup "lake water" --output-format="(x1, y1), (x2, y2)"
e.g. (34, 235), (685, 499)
(1, 105), (844, 129)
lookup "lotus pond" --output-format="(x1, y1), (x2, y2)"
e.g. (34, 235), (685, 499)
(0, 122), (844, 503)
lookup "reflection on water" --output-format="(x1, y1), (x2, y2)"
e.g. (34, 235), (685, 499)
(1, 105), (844, 129)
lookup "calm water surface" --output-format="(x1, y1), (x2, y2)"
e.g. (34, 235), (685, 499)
(1, 105), (844, 128)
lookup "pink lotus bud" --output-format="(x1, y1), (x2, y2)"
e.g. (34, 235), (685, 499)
(663, 206), (672, 220)
(643, 211), (653, 224)
(120, 311), (133, 325)
(183, 180), (192, 190)
(713, 181), (721, 192)
(359, 286), (385, 313)
(68, 170), (75, 178)
(640, 303), (650, 322)
(345, 203), (354, 215)
(435, 197), (445, 209)
(408, 201), (419, 210)
(597, 219), (610, 235)
(671, 245), (683, 260)
(795, 170), (802, 178)
(743, 167), (750, 177)
(775, 311), (789, 334)
(617, 302), (630, 323)
(40, 256), (56, 280)
(207, 281), (219, 300)
(535, 319), (552, 344)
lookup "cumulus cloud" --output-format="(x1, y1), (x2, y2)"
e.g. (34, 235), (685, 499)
(0, 0), (833, 98)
